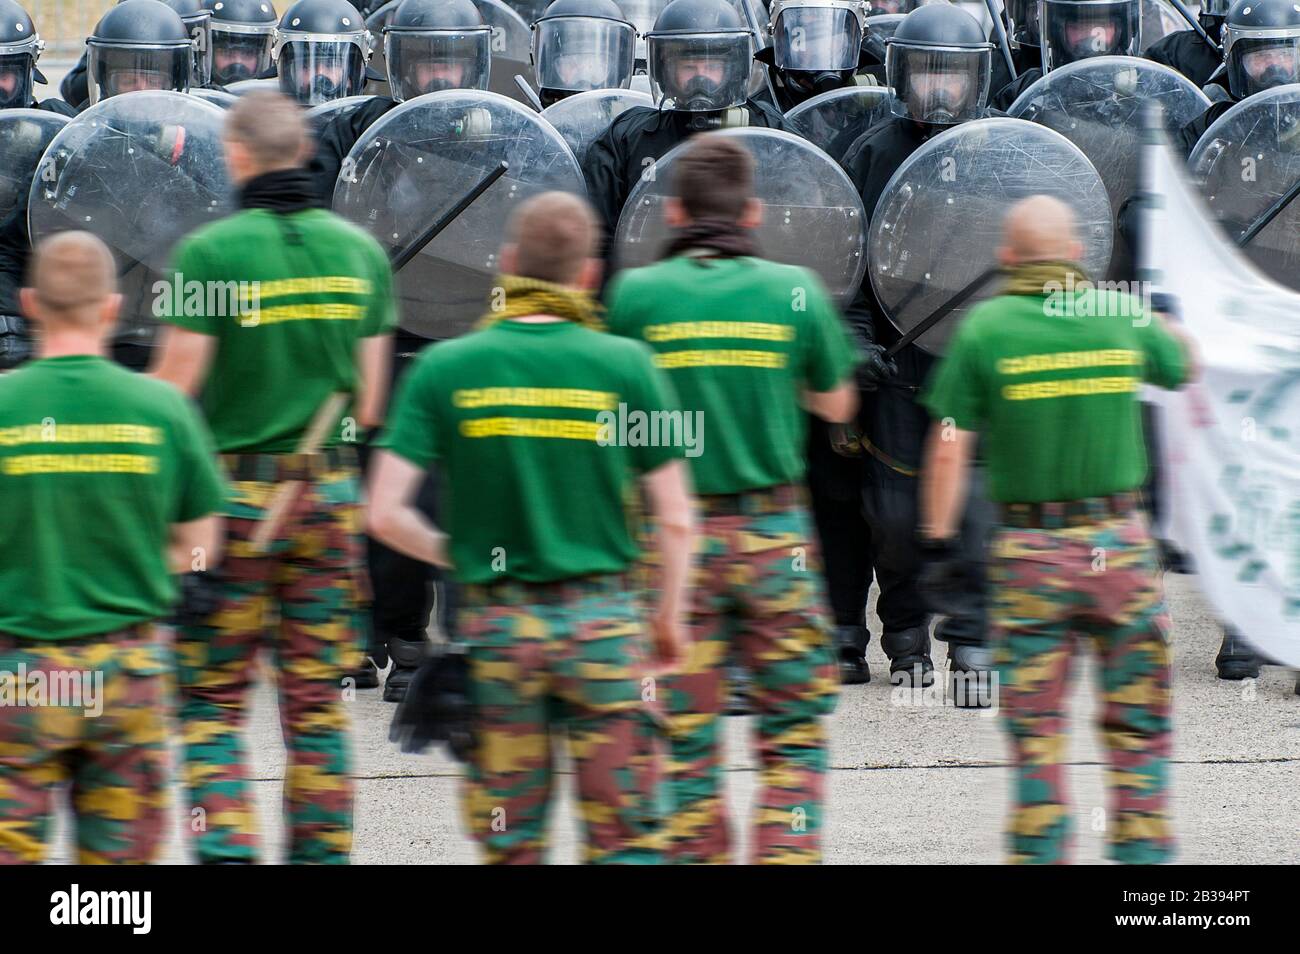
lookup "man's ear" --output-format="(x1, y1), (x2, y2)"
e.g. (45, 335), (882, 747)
(997, 244), (1016, 268)
(18, 287), (38, 324)
(223, 138), (252, 183)
(499, 243), (517, 276)
(739, 197), (763, 229)
(101, 292), (122, 329)
(576, 256), (603, 292)
(664, 196), (689, 229)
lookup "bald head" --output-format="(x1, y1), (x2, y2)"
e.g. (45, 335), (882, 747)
(23, 231), (119, 331)
(998, 195), (1084, 267)
(503, 192), (599, 287)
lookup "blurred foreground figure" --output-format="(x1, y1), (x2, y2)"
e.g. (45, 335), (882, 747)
(920, 195), (1195, 864)
(369, 192), (693, 864)
(0, 232), (223, 863)
(606, 135), (856, 863)
(151, 91), (394, 862)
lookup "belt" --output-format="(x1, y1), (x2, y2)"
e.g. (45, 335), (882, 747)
(461, 572), (635, 607)
(698, 483), (804, 516)
(222, 444), (356, 482)
(1000, 492), (1140, 529)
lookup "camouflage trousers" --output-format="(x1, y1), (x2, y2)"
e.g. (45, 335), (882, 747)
(665, 487), (839, 864)
(989, 509), (1173, 865)
(177, 460), (366, 864)
(0, 627), (168, 863)
(458, 575), (665, 864)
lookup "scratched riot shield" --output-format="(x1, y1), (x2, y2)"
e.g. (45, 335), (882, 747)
(226, 77), (282, 96)
(365, 0), (535, 106)
(333, 90), (585, 338)
(1008, 56), (1207, 278)
(305, 94), (375, 133)
(29, 91), (232, 349)
(191, 87), (240, 108)
(785, 85), (896, 160)
(870, 117), (1112, 354)
(615, 126), (867, 303)
(1189, 85), (1300, 292)
(540, 88), (654, 164)
(0, 111), (69, 230)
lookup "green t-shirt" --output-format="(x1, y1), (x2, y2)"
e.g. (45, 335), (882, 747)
(0, 356), (226, 639)
(606, 256), (858, 495)
(380, 319), (680, 583)
(922, 289), (1187, 503)
(162, 207), (397, 453)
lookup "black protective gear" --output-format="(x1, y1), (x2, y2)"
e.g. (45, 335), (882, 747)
(1215, 627), (1263, 680)
(383, 0), (491, 102)
(389, 645), (475, 759)
(1144, 18), (1224, 87)
(384, 635), (431, 702)
(1223, 0), (1300, 100)
(274, 0), (373, 104)
(856, 342), (897, 391)
(834, 625), (871, 684)
(881, 625), (933, 686)
(885, 4), (993, 125)
(86, 0), (195, 105)
(1039, 0), (1141, 73)
(172, 570), (223, 626)
(0, 0), (43, 110)
(532, 0), (636, 104)
(307, 93), (398, 201)
(206, 0), (279, 87)
(162, 0), (215, 86)
(645, 0), (754, 112)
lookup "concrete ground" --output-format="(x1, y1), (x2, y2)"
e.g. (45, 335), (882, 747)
(49, 573), (1298, 865)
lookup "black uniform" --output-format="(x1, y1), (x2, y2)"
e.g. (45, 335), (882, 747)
(1145, 27), (1224, 87)
(989, 45), (1041, 110)
(584, 99), (788, 254)
(308, 95), (399, 201)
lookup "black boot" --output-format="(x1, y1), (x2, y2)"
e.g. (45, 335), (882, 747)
(1215, 627), (1262, 681)
(836, 625), (870, 685)
(946, 643), (994, 708)
(384, 637), (429, 702)
(882, 626), (934, 687)
(349, 656), (379, 690)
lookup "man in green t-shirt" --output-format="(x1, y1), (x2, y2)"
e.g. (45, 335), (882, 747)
(369, 191), (694, 864)
(605, 134), (858, 864)
(0, 232), (225, 863)
(150, 91), (395, 864)
(920, 195), (1196, 865)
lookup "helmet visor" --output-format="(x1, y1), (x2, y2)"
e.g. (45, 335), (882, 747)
(210, 24), (276, 86)
(181, 13), (213, 87)
(1040, 0), (1140, 72)
(386, 30), (491, 100)
(0, 52), (33, 109)
(647, 31), (753, 110)
(1225, 32), (1300, 100)
(534, 18), (635, 93)
(1005, 0), (1041, 47)
(87, 43), (193, 104)
(773, 7), (861, 71)
(278, 39), (367, 105)
(886, 43), (990, 124)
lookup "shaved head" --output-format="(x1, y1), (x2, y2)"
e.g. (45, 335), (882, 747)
(26, 231), (117, 328)
(999, 195), (1084, 266)
(504, 192), (599, 286)
(225, 90), (310, 180)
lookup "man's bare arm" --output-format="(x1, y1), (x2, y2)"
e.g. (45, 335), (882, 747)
(804, 381), (859, 424)
(355, 334), (393, 430)
(150, 326), (217, 396)
(366, 450), (450, 567)
(641, 459), (695, 668)
(169, 515), (222, 574)
(920, 423), (977, 541)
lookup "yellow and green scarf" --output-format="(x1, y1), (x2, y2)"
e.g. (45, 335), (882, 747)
(476, 274), (606, 332)
(1002, 260), (1090, 297)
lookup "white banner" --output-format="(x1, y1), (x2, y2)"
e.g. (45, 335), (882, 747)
(1142, 127), (1300, 667)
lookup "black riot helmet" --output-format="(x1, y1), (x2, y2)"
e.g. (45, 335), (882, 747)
(384, 0), (491, 101)
(162, 0), (214, 85)
(0, 0), (42, 110)
(273, 0), (373, 104)
(646, 0), (754, 111)
(766, 0), (868, 102)
(532, 0), (636, 107)
(1040, 0), (1140, 73)
(203, 0), (278, 86)
(87, 0), (196, 105)
(1223, 0), (1300, 100)
(886, 3), (991, 125)
(1004, 0), (1041, 48)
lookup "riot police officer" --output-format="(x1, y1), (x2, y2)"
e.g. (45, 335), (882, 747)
(206, 0), (280, 86)
(992, 0), (1141, 108)
(1146, 0), (1228, 86)
(531, 0), (637, 107)
(62, 0), (219, 110)
(273, 0), (374, 105)
(0, 0), (75, 370)
(585, 0), (787, 255)
(832, 2), (995, 686)
(755, 0), (872, 112)
(308, 0), (493, 701)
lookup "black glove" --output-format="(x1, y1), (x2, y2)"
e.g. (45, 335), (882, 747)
(917, 536), (969, 617)
(856, 343), (898, 392)
(389, 645), (475, 761)
(172, 571), (222, 627)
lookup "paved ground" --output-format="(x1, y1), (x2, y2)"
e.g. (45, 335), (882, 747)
(48, 573), (1298, 865)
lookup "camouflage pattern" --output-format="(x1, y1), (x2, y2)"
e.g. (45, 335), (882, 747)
(665, 489), (839, 864)
(989, 511), (1173, 865)
(0, 628), (168, 864)
(457, 575), (666, 864)
(176, 464), (366, 864)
